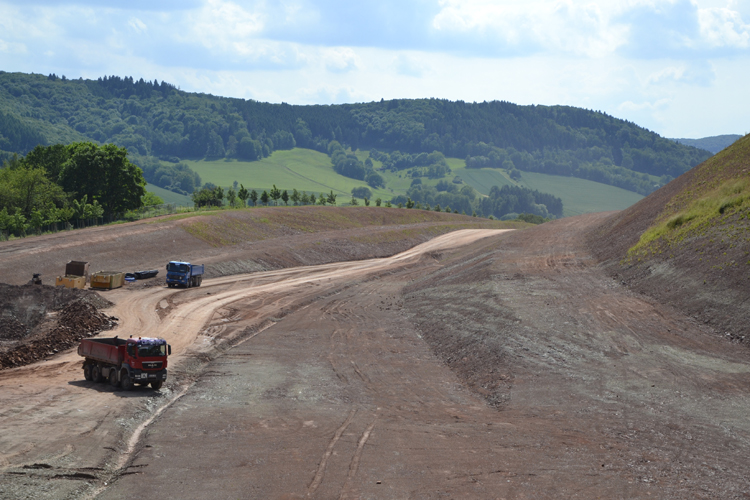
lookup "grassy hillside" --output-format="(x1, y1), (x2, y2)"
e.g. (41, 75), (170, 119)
(627, 133), (750, 261)
(184, 150), (394, 200)
(145, 184), (193, 206)
(453, 167), (515, 193)
(516, 172), (643, 217)
(186, 148), (646, 216)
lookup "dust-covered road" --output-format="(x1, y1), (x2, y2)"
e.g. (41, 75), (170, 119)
(0, 229), (508, 499)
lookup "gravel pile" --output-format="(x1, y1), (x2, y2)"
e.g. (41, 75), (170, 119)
(0, 298), (117, 370)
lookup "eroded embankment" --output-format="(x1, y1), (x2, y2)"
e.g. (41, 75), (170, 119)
(403, 213), (750, 498)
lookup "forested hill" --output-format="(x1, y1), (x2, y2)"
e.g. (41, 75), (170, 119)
(671, 135), (742, 154)
(0, 71), (710, 195)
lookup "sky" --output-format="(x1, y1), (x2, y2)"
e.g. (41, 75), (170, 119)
(0, 0), (748, 139)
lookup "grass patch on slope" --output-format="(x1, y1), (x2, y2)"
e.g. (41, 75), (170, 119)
(627, 134), (750, 262)
(517, 172), (644, 217)
(454, 167), (643, 216)
(183, 149), (393, 200)
(453, 168), (514, 194)
(145, 184), (193, 206)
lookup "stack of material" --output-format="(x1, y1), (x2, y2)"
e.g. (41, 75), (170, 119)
(0, 300), (117, 369)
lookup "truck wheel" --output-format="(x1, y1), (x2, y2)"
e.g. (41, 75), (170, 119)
(83, 364), (93, 381)
(109, 369), (120, 388)
(121, 372), (134, 391)
(92, 365), (103, 383)
(151, 380), (163, 390)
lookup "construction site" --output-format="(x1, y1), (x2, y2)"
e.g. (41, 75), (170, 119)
(1, 200), (749, 499)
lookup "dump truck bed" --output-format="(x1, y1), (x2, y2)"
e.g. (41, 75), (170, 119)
(78, 338), (126, 365)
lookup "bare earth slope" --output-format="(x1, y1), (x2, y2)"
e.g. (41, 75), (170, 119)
(2, 210), (750, 499)
(0, 206), (519, 286)
(587, 133), (750, 339)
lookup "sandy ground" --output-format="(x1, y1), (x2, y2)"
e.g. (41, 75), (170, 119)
(1, 215), (750, 499)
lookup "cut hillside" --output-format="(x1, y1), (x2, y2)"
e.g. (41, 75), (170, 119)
(587, 133), (750, 338)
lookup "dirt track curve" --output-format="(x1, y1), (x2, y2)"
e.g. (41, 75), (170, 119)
(2, 217), (750, 499)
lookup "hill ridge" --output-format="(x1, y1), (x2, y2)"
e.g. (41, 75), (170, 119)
(1, 71), (710, 197)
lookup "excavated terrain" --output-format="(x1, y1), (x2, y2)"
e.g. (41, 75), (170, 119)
(0, 207), (748, 499)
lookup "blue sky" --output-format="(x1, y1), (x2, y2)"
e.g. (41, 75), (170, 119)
(0, 0), (748, 138)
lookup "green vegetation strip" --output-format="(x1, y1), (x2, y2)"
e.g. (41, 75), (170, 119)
(627, 177), (750, 261)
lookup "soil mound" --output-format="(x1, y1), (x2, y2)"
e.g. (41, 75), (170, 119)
(587, 133), (750, 338)
(0, 285), (116, 369)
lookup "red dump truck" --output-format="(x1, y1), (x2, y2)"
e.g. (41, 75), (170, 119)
(78, 336), (172, 390)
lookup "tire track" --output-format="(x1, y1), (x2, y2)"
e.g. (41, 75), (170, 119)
(307, 409), (358, 497)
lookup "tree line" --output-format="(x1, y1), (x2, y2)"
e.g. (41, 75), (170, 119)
(391, 181), (563, 220)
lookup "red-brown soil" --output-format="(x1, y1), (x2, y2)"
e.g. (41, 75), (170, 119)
(586, 135), (750, 340)
(0, 206), (519, 286)
(1, 207), (749, 499)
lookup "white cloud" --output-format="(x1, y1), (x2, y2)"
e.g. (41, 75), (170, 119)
(323, 47), (359, 73)
(128, 17), (147, 33)
(431, 0), (630, 57)
(698, 6), (750, 47)
(182, 0), (265, 51)
(618, 98), (672, 112)
(393, 54), (428, 77)
(645, 60), (715, 85)
(0, 37), (27, 54)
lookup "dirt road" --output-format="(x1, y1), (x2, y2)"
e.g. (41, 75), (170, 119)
(2, 216), (750, 499)
(0, 229), (508, 499)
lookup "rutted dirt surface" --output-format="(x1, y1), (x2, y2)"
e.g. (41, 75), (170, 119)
(1, 214), (750, 499)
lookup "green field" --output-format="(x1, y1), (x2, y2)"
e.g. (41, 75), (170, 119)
(183, 149), (393, 200)
(185, 148), (643, 216)
(145, 184), (193, 206)
(452, 167), (514, 194)
(453, 167), (641, 216)
(517, 172), (643, 217)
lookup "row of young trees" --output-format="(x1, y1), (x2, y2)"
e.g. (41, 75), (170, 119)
(189, 173), (562, 222)
(0, 142), (146, 237)
(191, 184), (339, 209)
(189, 181), (479, 214)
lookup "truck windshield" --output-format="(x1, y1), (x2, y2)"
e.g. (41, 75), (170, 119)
(138, 344), (166, 357)
(167, 263), (189, 273)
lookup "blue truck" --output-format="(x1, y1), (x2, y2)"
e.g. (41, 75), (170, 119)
(166, 261), (205, 288)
